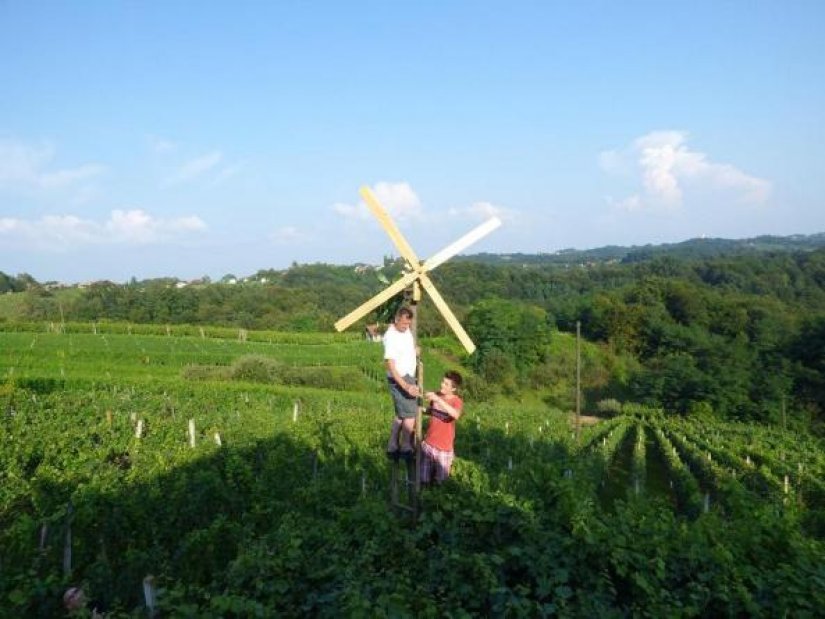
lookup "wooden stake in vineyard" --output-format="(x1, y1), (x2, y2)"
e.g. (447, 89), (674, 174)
(334, 186), (501, 514)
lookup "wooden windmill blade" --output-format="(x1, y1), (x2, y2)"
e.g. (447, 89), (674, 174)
(334, 270), (420, 332)
(418, 273), (476, 354)
(359, 186), (420, 269)
(422, 216), (502, 272)
(335, 186), (501, 353)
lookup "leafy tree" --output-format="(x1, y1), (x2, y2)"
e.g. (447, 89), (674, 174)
(0, 271), (25, 293)
(788, 315), (825, 430)
(465, 299), (552, 378)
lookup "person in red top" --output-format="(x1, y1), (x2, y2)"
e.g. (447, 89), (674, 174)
(420, 371), (464, 485)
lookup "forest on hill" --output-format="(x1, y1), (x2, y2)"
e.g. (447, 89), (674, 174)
(457, 231), (825, 266)
(2, 239), (825, 435)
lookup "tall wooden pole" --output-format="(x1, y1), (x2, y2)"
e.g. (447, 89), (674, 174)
(576, 321), (581, 444)
(388, 286), (422, 516)
(411, 283), (422, 516)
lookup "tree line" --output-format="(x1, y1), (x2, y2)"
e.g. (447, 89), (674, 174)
(2, 247), (825, 433)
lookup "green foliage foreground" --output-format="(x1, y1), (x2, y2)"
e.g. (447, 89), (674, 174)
(1, 330), (824, 616)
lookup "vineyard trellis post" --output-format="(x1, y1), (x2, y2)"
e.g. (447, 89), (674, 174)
(63, 500), (74, 577)
(576, 320), (582, 444)
(334, 186), (501, 515)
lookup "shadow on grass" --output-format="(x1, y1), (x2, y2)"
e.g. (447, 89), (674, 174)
(2, 414), (825, 617)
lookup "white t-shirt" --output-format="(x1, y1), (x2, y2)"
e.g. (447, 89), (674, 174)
(383, 324), (417, 377)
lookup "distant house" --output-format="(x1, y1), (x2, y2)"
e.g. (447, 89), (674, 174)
(364, 324), (383, 343)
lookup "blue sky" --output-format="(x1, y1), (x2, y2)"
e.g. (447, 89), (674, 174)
(1, 1), (823, 283)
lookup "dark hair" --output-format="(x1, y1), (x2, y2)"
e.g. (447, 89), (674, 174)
(396, 307), (414, 320)
(444, 370), (463, 389)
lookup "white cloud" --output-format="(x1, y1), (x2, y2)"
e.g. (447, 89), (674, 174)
(605, 195), (644, 212)
(0, 209), (206, 250)
(210, 161), (245, 186)
(105, 209), (206, 243)
(332, 181), (423, 221)
(372, 181), (423, 220)
(168, 151), (223, 185)
(165, 150), (245, 187)
(331, 201), (363, 218)
(600, 131), (771, 211)
(0, 138), (105, 193)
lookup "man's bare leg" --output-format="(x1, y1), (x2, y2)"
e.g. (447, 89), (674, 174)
(399, 417), (415, 451)
(387, 417), (402, 452)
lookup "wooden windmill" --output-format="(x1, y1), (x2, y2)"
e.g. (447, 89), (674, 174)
(335, 186), (501, 515)
(334, 186), (501, 353)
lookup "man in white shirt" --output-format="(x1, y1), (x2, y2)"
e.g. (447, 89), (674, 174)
(383, 307), (420, 459)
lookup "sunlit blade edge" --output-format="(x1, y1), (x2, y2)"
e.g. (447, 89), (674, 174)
(334, 271), (418, 332)
(422, 217), (502, 273)
(360, 186), (420, 268)
(419, 274), (476, 354)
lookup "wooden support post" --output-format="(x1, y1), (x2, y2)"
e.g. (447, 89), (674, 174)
(39, 523), (48, 552)
(63, 501), (74, 577)
(143, 575), (158, 617)
(414, 357), (424, 501)
(188, 419), (196, 448)
(575, 321), (581, 444)
(391, 460), (399, 506)
(388, 291), (423, 517)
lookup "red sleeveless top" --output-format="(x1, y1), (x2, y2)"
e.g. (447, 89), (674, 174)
(424, 394), (463, 452)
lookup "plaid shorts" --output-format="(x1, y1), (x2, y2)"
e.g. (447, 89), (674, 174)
(420, 441), (454, 484)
